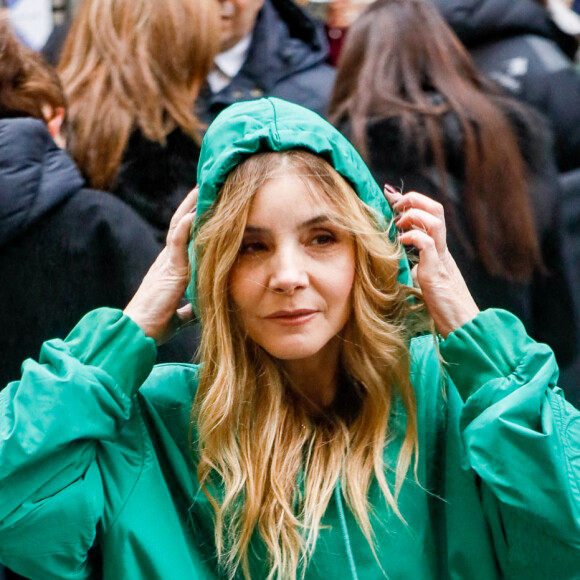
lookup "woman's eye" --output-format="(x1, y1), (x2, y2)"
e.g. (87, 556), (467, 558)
(239, 241), (267, 255)
(311, 232), (336, 246)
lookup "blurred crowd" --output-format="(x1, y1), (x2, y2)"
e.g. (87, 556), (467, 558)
(2, 0), (580, 388)
(1, 0), (579, 577)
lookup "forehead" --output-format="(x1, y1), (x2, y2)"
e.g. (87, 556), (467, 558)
(246, 173), (332, 224)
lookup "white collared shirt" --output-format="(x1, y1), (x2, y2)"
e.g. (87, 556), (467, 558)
(207, 34), (253, 94)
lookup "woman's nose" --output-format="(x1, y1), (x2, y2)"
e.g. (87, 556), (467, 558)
(267, 246), (308, 294)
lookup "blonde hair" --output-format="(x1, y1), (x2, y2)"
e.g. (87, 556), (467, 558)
(58, 0), (219, 190)
(193, 151), (428, 579)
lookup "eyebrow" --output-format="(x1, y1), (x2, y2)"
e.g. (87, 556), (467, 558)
(244, 215), (332, 233)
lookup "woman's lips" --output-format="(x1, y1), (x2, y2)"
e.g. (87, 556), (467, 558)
(264, 310), (318, 326)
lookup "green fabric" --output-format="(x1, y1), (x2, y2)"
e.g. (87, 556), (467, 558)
(1, 98), (579, 578)
(1, 309), (579, 578)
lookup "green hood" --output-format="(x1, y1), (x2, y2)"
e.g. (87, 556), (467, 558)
(187, 97), (412, 305)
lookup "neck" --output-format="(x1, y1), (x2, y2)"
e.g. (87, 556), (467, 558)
(280, 338), (342, 411)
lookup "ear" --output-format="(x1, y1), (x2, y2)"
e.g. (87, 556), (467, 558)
(46, 107), (65, 139)
(41, 105), (66, 148)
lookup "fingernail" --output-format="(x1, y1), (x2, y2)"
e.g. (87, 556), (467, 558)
(384, 183), (398, 194)
(189, 205), (197, 214)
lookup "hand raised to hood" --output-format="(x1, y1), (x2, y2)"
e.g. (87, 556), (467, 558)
(123, 187), (198, 345)
(384, 185), (480, 338)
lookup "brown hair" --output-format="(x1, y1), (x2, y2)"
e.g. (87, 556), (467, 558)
(58, 0), (220, 190)
(0, 12), (66, 119)
(193, 150), (428, 579)
(328, 0), (542, 281)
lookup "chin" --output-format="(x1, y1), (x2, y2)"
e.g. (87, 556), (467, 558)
(219, 30), (237, 52)
(258, 339), (326, 362)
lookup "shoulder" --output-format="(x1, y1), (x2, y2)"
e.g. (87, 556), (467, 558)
(63, 188), (152, 222)
(434, 0), (553, 46)
(59, 189), (160, 251)
(273, 65), (335, 115)
(136, 363), (201, 452)
(139, 363), (201, 413)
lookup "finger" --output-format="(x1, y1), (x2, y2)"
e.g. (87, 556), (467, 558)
(167, 211), (196, 260)
(398, 228), (440, 278)
(163, 304), (197, 345)
(175, 303), (195, 326)
(395, 208), (446, 253)
(169, 186), (199, 233)
(410, 264), (419, 287)
(391, 190), (444, 219)
(384, 184), (403, 210)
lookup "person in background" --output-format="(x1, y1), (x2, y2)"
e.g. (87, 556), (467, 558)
(429, 0), (580, 174)
(298, 0), (370, 66)
(0, 12), (196, 393)
(41, 18), (71, 66)
(58, 0), (220, 242)
(328, 0), (578, 398)
(0, 97), (579, 579)
(196, 0), (335, 124)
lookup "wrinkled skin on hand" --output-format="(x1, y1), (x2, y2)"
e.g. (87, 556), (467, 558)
(123, 187), (198, 345)
(384, 185), (480, 338)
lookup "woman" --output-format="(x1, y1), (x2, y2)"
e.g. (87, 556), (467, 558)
(433, 0), (580, 172)
(58, 0), (220, 241)
(328, 0), (577, 368)
(0, 98), (578, 579)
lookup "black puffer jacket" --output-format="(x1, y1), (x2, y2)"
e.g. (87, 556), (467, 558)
(196, 0), (335, 125)
(430, 0), (580, 172)
(0, 119), (195, 388)
(336, 103), (577, 367)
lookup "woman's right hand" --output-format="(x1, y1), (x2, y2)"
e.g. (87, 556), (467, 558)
(123, 187), (198, 344)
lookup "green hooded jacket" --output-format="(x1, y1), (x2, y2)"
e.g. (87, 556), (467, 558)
(0, 98), (579, 579)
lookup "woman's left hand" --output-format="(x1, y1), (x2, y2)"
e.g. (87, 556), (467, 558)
(384, 185), (479, 338)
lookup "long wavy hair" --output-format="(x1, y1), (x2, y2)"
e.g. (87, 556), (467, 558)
(0, 12), (65, 119)
(192, 150), (429, 579)
(58, 0), (219, 190)
(328, 0), (542, 281)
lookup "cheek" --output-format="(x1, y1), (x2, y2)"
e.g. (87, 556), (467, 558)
(228, 268), (244, 310)
(326, 253), (356, 308)
(228, 264), (258, 311)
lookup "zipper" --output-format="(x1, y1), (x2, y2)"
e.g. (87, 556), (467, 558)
(334, 482), (359, 580)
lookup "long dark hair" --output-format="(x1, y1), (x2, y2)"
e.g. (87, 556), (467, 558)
(328, 0), (542, 281)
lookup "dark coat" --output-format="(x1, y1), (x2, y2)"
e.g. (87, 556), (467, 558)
(336, 104), (577, 367)
(195, 0), (335, 125)
(430, 0), (580, 172)
(112, 128), (201, 244)
(0, 119), (195, 388)
(557, 168), (580, 404)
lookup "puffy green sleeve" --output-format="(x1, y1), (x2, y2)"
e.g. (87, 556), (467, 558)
(0, 308), (156, 579)
(440, 309), (580, 577)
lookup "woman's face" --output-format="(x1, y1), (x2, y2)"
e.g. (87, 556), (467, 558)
(229, 173), (356, 369)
